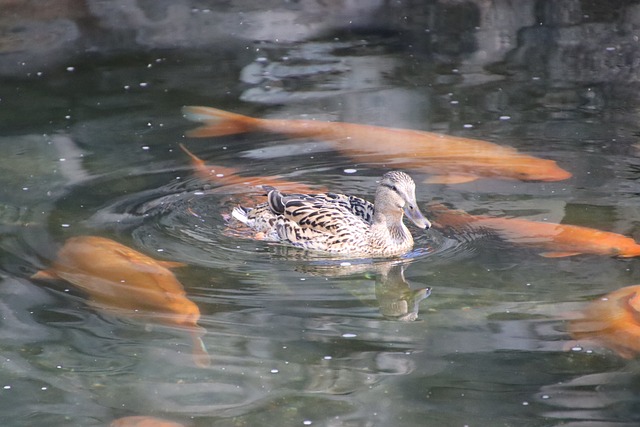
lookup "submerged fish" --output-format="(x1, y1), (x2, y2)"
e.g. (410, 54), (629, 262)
(110, 416), (186, 427)
(182, 106), (571, 184)
(179, 143), (324, 194)
(32, 236), (210, 367)
(430, 204), (640, 258)
(569, 285), (640, 359)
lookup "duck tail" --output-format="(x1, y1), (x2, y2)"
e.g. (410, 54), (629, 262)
(182, 106), (260, 138)
(231, 206), (251, 225)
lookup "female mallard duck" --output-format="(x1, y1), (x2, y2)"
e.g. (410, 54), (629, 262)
(231, 171), (431, 256)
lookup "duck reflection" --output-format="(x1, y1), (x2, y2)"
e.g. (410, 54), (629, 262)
(375, 264), (431, 322)
(568, 285), (640, 359)
(32, 236), (210, 367)
(295, 259), (431, 321)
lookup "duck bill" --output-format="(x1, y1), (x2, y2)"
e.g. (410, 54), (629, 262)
(404, 204), (431, 229)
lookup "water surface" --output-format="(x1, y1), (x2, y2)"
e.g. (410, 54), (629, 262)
(2, 3), (640, 426)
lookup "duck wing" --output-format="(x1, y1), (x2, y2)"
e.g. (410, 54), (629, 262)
(268, 191), (370, 251)
(276, 192), (375, 224)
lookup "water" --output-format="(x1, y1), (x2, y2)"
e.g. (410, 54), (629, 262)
(3, 4), (640, 426)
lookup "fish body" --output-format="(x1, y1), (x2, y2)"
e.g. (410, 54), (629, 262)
(183, 106), (571, 184)
(430, 205), (640, 258)
(569, 285), (640, 358)
(32, 236), (210, 367)
(110, 416), (185, 427)
(233, 171), (430, 256)
(180, 143), (323, 194)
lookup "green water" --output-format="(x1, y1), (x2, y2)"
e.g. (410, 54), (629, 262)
(2, 5), (640, 427)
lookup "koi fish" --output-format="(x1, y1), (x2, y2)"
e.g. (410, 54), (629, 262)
(429, 204), (640, 258)
(182, 106), (571, 184)
(110, 416), (185, 427)
(180, 143), (324, 194)
(32, 236), (210, 367)
(568, 285), (640, 358)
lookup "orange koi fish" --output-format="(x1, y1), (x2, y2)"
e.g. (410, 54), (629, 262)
(110, 416), (186, 427)
(182, 106), (571, 184)
(180, 143), (324, 194)
(429, 204), (640, 258)
(32, 236), (210, 367)
(569, 285), (640, 358)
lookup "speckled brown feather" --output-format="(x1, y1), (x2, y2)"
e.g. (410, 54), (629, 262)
(231, 171), (430, 256)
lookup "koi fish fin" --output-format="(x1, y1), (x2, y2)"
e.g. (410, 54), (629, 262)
(190, 331), (211, 367)
(539, 251), (582, 258)
(179, 143), (206, 168)
(157, 260), (187, 269)
(31, 269), (59, 280)
(182, 106), (258, 138)
(424, 174), (478, 185)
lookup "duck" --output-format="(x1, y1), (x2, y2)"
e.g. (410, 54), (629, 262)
(231, 171), (431, 256)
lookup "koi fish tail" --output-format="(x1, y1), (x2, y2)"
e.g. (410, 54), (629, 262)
(182, 106), (260, 138)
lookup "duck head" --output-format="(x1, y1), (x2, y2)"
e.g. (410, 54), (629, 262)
(377, 171), (431, 229)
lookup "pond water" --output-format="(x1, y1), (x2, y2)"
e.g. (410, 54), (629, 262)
(3, 3), (640, 427)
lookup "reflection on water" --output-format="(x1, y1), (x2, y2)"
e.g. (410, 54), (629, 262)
(3, 2), (640, 426)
